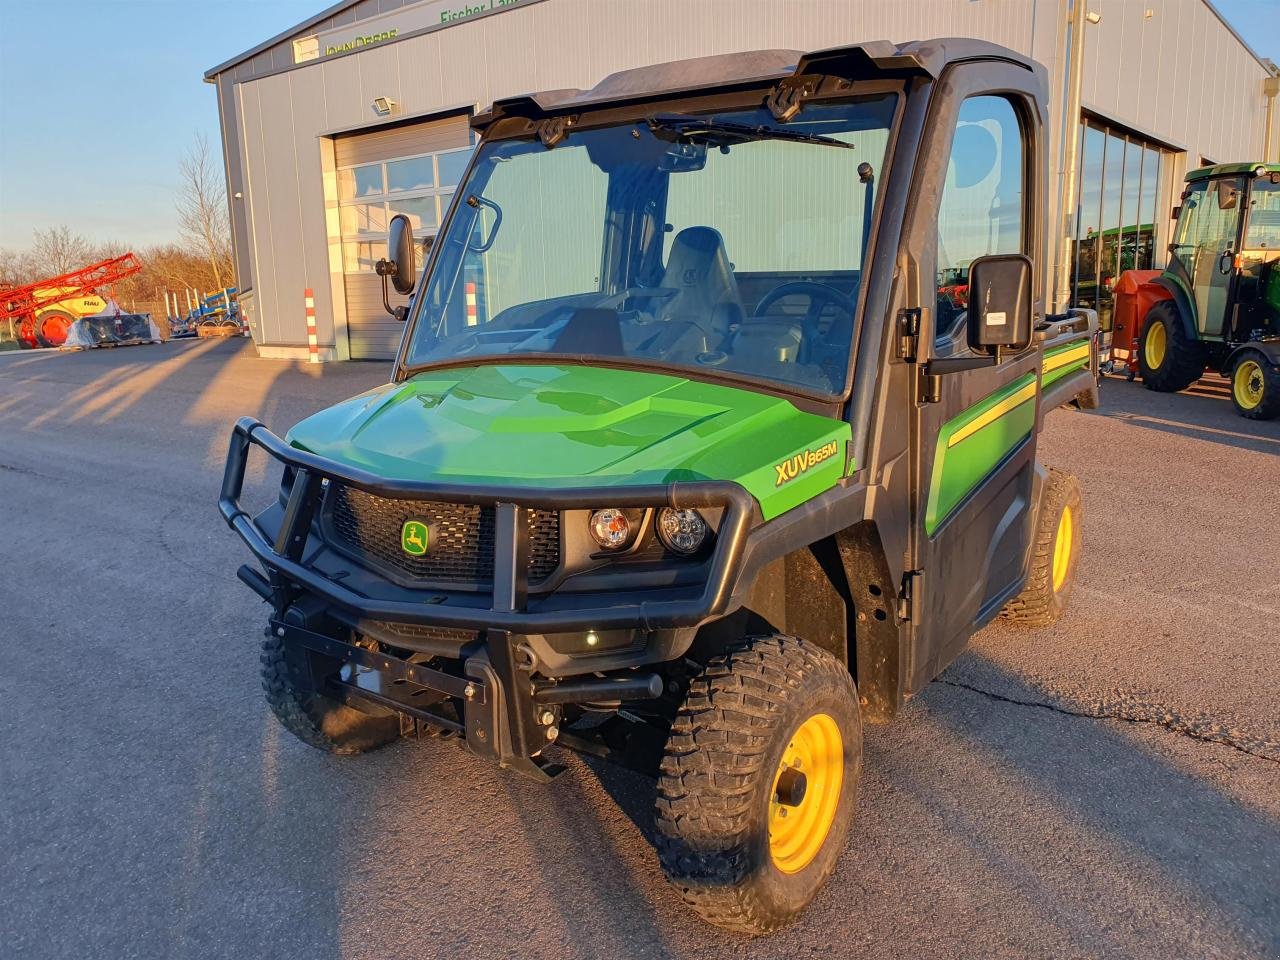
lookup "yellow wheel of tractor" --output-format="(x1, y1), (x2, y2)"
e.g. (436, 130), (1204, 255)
(1137, 301), (1207, 393)
(1002, 469), (1082, 627)
(657, 635), (861, 934)
(1230, 351), (1280, 420)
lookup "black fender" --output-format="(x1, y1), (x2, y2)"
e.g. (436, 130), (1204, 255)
(1149, 276), (1197, 340)
(1224, 339), (1280, 372)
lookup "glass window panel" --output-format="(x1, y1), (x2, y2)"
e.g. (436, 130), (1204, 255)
(339, 164), (383, 200)
(339, 202), (387, 236)
(935, 96), (1025, 340)
(1137, 146), (1162, 269)
(386, 156), (435, 193)
(1244, 180), (1280, 248)
(1119, 139), (1143, 275)
(1096, 132), (1126, 331)
(1075, 124), (1105, 308)
(342, 241), (380, 274)
(388, 195), (438, 233)
(437, 148), (472, 188)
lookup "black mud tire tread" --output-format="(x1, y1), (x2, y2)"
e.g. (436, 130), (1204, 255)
(260, 631), (400, 755)
(655, 635), (861, 935)
(1231, 350), (1280, 421)
(1138, 301), (1206, 393)
(1001, 469), (1082, 627)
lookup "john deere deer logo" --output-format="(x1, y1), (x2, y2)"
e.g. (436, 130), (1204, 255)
(401, 519), (430, 556)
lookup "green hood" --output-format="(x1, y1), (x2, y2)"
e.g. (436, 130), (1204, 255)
(287, 364), (850, 519)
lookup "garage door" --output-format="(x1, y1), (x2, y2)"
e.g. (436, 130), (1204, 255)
(336, 115), (473, 359)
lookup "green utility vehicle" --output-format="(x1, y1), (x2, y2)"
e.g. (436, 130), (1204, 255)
(220, 39), (1099, 933)
(1136, 163), (1280, 418)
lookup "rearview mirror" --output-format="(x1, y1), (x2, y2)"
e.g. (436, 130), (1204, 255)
(966, 254), (1033, 354)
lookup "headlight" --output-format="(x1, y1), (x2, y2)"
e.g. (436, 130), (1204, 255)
(588, 508), (631, 549)
(656, 507), (708, 555)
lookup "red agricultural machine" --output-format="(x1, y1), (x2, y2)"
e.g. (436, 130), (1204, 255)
(0, 252), (157, 350)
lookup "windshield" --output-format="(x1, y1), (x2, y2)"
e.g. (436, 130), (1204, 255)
(404, 95), (896, 396)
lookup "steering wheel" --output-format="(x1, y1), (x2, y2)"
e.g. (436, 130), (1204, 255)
(753, 281), (855, 325)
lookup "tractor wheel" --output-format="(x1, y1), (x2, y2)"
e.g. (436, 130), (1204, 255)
(1230, 351), (1280, 420)
(655, 635), (861, 934)
(1138, 301), (1205, 393)
(34, 309), (75, 348)
(260, 629), (401, 755)
(1001, 469), (1082, 627)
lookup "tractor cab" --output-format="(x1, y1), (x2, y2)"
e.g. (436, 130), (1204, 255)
(1113, 163), (1280, 418)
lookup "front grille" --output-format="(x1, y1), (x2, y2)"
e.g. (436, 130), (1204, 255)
(326, 484), (560, 585)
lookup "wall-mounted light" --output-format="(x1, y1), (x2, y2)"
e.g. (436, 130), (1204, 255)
(1085, 11), (1102, 24)
(372, 96), (397, 117)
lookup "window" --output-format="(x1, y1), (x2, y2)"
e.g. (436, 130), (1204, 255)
(1245, 180), (1280, 249)
(936, 96), (1025, 340)
(337, 146), (473, 273)
(1070, 119), (1173, 330)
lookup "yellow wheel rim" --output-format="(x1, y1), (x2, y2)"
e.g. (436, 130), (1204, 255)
(768, 712), (843, 874)
(1052, 505), (1073, 593)
(1234, 359), (1264, 410)
(1144, 321), (1167, 370)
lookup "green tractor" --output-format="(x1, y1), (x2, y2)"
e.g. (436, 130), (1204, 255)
(220, 39), (1100, 933)
(1124, 163), (1280, 419)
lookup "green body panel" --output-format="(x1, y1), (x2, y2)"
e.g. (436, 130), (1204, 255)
(924, 373), (1038, 536)
(1040, 338), (1092, 388)
(287, 363), (851, 520)
(1186, 162), (1280, 182)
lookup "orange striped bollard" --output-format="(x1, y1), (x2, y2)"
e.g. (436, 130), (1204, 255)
(465, 281), (478, 327)
(304, 288), (319, 363)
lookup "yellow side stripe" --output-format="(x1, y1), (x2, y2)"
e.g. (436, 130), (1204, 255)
(1043, 343), (1090, 372)
(948, 381), (1038, 448)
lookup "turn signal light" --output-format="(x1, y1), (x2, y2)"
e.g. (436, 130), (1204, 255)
(589, 508), (630, 549)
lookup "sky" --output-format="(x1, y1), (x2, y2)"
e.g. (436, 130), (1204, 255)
(0, 0), (1277, 252)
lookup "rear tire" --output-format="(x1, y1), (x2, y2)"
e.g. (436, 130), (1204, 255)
(1230, 351), (1280, 420)
(1138, 301), (1205, 393)
(260, 630), (401, 755)
(1001, 469), (1082, 627)
(655, 635), (861, 934)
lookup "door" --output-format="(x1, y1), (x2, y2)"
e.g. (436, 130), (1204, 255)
(335, 115), (474, 359)
(1169, 176), (1246, 339)
(910, 93), (1040, 687)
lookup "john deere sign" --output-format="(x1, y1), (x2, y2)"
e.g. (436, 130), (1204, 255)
(297, 0), (540, 63)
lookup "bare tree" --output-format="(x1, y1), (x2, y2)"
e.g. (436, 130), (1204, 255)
(30, 225), (91, 276)
(176, 132), (234, 292)
(0, 247), (36, 287)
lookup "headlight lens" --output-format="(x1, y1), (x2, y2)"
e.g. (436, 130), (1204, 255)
(588, 508), (630, 549)
(656, 507), (708, 555)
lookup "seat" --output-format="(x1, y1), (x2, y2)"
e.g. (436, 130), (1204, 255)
(659, 227), (744, 335)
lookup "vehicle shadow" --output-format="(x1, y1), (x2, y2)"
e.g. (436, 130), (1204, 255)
(1088, 375), (1280, 455)
(575, 653), (1280, 959)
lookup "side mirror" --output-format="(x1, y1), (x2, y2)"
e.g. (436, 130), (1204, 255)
(386, 213), (417, 295)
(374, 214), (416, 320)
(966, 253), (1033, 354)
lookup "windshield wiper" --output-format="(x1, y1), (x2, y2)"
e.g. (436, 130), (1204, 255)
(646, 113), (855, 149)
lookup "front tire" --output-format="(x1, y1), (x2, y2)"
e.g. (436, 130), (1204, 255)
(1138, 301), (1205, 393)
(1230, 351), (1280, 420)
(260, 630), (401, 755)
(655, 635), (861, 934)
(1001, 469), (1082, 627)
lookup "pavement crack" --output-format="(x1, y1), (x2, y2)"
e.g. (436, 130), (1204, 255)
(938, 678), (1280, 765)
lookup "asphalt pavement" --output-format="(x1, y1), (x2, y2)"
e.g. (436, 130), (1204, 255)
(1, 338), (1277, 960)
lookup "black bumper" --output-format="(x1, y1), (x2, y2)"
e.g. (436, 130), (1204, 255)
(219, 416), (755, 634)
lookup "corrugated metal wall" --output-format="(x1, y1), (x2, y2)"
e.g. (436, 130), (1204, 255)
(220, 0), (1273, 355)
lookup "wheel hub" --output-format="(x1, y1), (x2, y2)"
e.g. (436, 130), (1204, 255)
(768, 712), (843, 874)
(1234, 359), (1264, 410)
(1052, 504), (1073, 593)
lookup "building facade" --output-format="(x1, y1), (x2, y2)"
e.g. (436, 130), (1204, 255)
(206, 0), (1280, 361)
